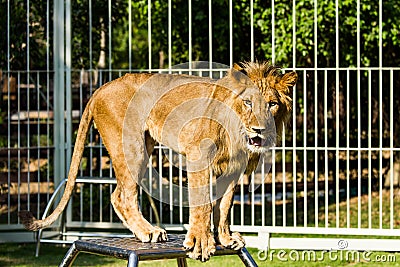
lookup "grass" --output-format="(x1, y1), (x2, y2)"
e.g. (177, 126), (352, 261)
(0, 243), (253, 267)
(1, 242), (400, 266)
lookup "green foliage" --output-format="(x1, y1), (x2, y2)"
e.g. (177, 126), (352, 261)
(0, 0), (49, 70)
(253, 0), (400, 67)
(70, 0), (129, 69)
(1, 0), (399, 70)
(31, 134), (52, 147)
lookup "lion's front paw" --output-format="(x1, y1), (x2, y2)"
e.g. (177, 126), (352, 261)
(137, 226), (168, 243)
(183, 230), (216, 262)
(217, 231), (245, 250)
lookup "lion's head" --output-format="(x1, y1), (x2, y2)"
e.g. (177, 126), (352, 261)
(233, 61), (298, 142)
(240, 87), (276, 154)
(216, 67), (278, 155)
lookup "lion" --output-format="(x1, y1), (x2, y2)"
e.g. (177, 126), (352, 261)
(19, 61), (297, 262)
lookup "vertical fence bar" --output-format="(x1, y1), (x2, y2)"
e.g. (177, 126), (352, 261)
(179, 154), (183, 224)
(108, 0), (112, 80)
(169, 149), (173, 224)
(378, 0), (390, 230)
(36, 71), (41, 217)
(282, 125), (287, 227)
(368, 70), (372, 229)
(88, 0), (94, 224)
(292, 0), (297, 227)
(99, 143), (103, 222)
(250, 0), (254, 62)
(261, 159), (265, 226)
(147, 154), (152, 221)
(128, 0), (132, 70)
(313, 0), (318, 228)
(335, 0), (340, 228)
(389, 70), (394, 229)
(148, 0), (152, 69)
(168, 0), (172, 69)
(346, 70), (350, 228)
(17, 73), (21, 218)
(292, 0), (296, 68)
(89, 0), (93, 85)
(303, 70), (307, 227)
(80, 184), (83, 221)
(324, 70), (328, 228)
(53, 0), (65, 189)
(271, 0), (275, 63)
(79, 70), (84, 183)
(26, 0), (31, 211)
(208, 0), (212, 65)
(66, 0), (72, 174)
(89, 182), (93, 222)
(272, 149), (276, 226)
(229, 0), (233, 66)
(188, 0), (192, 65)
(357, 0), (362, 229)
(240, 173), (244, 226)
(158, 146), (163, 221)
(6, 0), (11, 225)
(46, 0), (51, 205)
(357, 74), (361, 230)
(65, 0), (72, 233)
(250, 173), (254, 226)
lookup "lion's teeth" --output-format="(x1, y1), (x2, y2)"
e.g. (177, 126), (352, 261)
(249, 136), (263, 146)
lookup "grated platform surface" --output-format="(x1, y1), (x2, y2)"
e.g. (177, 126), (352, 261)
(60, 234), (258, 267)
(73, 234), (189, 259)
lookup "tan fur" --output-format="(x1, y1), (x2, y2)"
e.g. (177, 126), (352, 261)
(19, 61), (297, 262)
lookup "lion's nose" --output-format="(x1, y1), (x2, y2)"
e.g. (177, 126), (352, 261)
(251, 126), (265, 135)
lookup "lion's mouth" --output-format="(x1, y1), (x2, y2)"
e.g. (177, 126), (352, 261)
(248, 136), (265, 147)
(246, 131), (276, 152)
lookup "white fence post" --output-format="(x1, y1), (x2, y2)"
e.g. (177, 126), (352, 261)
(53, 0), (66, 188)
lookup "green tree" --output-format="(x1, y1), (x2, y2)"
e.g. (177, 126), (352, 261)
(254, 0), (400, 68)
(71, 0), (128, 70)
(0, 0), (49, 70)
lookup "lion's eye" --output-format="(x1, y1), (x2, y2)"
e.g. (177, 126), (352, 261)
(269, 101), (278, 107)
(244, 99), (252, 108)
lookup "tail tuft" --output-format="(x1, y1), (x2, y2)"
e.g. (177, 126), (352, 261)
(18, 210), (40, 231)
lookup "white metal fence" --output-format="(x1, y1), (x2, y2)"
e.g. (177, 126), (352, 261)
(1, 0), (400, 251)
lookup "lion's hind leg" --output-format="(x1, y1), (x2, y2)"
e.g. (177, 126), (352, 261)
(108, 136), (167, 243)
(111, 180), (167, 242)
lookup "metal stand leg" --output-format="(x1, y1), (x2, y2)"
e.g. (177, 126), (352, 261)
(238, 247), (258, 267)
(35, 229), (42, 257)
(58, 243), (80, 267)
(127, 253), (138, 267)
(125, 252), (188, 267)
(177, 257), (188, 267)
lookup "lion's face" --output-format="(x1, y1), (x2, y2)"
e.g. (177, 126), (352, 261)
(222, 69), (277, 154)
(233, 62), (298, 141)
(237, 87), (275, 154)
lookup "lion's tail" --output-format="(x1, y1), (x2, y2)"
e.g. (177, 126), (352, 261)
(19, 98), (94, 231)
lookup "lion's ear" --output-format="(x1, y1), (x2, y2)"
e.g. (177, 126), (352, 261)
(232, 63), (248, 76)
(280, 71), (298, 94)
(233, 63), (243, 71)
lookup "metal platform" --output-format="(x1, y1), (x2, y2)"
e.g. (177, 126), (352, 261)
(59, 234), (258, 267)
